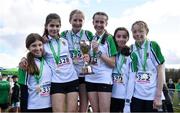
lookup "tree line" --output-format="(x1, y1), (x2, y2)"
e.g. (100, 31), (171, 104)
(166, 68), (180, 83)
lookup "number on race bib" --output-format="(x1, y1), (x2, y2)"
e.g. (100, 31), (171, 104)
(58, 55), (70, 66)
(112, 73), (123, 83)
(40, 84), (51, 96)
(136, 72), (151, 83)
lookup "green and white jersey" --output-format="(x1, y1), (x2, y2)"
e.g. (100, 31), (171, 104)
(18, 58), (52, 109)
(44, 36), (78, 83)
(0, 80), (10, 104)
(112, 53), (131, 99)
(130, 40), (165, 100)
(85, 33), (117, 84)
(61, 30), (93, 77)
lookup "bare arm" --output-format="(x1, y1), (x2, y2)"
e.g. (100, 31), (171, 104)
(100, 55), (115, 68)
(153, 63), (165, 109)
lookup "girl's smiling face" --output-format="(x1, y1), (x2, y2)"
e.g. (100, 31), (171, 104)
(28, 40), (44, 57)
(115, 30), (129, 49)
(70, 13), (84, 33)
(46, 19), (61, 38)
(131, 24), (147, 44)
(93, 15), (107, 35)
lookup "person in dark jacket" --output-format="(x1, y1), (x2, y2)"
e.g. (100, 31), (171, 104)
(167, 78), (175, 100)
(11, 75), (20, 112)
(162, 84), (174, 113)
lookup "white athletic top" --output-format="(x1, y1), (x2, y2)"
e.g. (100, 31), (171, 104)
(112, 54), (131, 99)
(61, 30), (93, 77)
(85, 32), (117, 84)
(27, 58), (51, 109)
(44, 36), (78, 83)
(131, 40), (165, 100)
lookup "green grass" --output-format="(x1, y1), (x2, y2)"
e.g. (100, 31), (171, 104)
(172, 91), (180, 113)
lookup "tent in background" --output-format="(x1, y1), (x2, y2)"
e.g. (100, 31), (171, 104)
(0, 68), (18, 76)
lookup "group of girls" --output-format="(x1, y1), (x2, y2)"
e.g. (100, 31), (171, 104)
(18, 9), (165, 113)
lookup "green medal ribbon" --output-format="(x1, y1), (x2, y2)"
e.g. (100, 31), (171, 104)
(71, 30), (83, 57)
(34, 57), (44, 84)
(49, 39), (61, 64)
(116, 53), (125, 74)
(136, 40), (148, 71)
(93, 35), (103, 58)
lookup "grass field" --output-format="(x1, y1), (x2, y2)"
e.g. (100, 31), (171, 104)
(173, 91), (180, 113)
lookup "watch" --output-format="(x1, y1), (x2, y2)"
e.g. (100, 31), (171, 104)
(125, 99), (131, 104)
(97, 50), (102, 58)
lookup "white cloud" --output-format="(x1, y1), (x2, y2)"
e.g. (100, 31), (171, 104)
(105, 0), (180, 68)
(0, 53), (21, 68)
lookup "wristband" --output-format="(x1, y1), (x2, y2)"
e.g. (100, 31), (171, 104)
(125, 99), (131, 104)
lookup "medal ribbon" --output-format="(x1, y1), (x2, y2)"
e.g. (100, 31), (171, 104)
(34, 57), (44, 84)
(93, 35), (103, 58)
(49, 39), (61, 64)
(116, 53), (125, 74)
(71, 30), (83, 57)
(136, 40), (148, 71)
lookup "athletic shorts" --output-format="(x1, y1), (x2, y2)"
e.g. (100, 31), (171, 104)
(131, 97), (158, 112)
(110, 97), (125, 112)
(86, 82), (112, 92)
(79, 77), (85, 84)
(50, 79), (79, 94)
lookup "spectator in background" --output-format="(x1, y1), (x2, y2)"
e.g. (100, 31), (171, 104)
(167, 78), (175, 100)
(11, 75), (20, 112)
(0, 74), (11, 112)
(176, 78), (180, 106)
(162, 84), (174, 112)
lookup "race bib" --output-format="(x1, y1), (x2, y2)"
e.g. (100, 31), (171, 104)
(136, 72), (151, 83)
(70, 50), (82, 59)
(70, 50), (82, 64)
(112, 73), (124, 83)
(55, 55), (70, 73)
(58, 55), (70, 66)
(40, 83), (51, 96)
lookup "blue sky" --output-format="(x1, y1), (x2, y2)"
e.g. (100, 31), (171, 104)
(0, 0), (180, 69)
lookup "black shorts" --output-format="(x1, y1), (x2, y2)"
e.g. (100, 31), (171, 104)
(131, 97), (158, 112)
(0, 103), (9, 110)
(79, 77), (85, 84)
(50, 79), (79, 94)
(86, 82), (112, 92)
(27, 107), (52, 112)
(110, 97), (125, 112)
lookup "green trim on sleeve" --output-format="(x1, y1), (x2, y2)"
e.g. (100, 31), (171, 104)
(85, 30), (93, 41)
(150, 41), (165, 64)
(107, 34), (117, 57)
(61, 30), (68, 39)
(130, 52), (138, 72)
(18, 68), (27, 85)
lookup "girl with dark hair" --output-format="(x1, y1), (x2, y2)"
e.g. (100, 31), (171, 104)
(19, 13), (79, 112)
(110, 27), (132, 113)
(18, 33), (52, 112)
